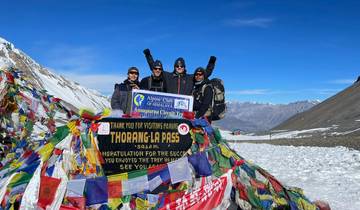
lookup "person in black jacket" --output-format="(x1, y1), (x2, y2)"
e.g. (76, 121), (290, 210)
(192, 67), (213, 121)
(140, 60), (166, 92)
(111, 67), (140, 114)
(143, 49), (216, 95)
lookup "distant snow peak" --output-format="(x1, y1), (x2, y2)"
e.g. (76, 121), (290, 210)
(215, 100), (318, 132)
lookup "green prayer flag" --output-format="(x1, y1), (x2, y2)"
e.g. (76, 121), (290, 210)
(8, 172), (32, 188)
(217, 153), (232, 169)
(214, 128), (222, 143)
(50, 125), (70, 145)
(211, 163), (223, 177)
(195, 133), (204, 144)
(121, 195), (131, 203)
(127, 169), (147, 179)
(246, 187), (263, 208)
(81, 133), (91, 148)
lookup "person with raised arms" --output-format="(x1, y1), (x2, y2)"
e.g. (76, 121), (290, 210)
(143, 49), (216, 95)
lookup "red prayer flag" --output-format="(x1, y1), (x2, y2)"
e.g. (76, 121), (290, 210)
(67, 197), (86, 210)
(60, 204), (80, 210)
(38, 176), (61, 209)
(108, 180), (122, 198)
(268, 176), (284, 193)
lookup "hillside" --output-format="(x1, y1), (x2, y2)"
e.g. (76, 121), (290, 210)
(0, 37), (109, 112)
(275, 80), (360, 136)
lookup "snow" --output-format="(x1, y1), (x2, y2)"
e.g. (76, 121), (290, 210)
(34, 70), (109, 111)
(0, 37), (9, 44)
(1, 37), (110, 112)
(220, 127), (335, 141)
(231, 143), (360, 210)
(330, 127), (360, 136)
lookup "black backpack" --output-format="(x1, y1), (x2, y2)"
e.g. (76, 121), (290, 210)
(201, 78), (226, 121)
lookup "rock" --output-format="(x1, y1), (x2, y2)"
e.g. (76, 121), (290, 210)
(314, 200), (331, 210)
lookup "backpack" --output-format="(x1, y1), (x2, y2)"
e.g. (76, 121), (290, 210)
(201, 78), (226, 121)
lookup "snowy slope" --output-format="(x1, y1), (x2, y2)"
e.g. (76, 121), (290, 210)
(220, 126), (337, 141)
(0, 37), (109, 112)
(231, 143), (360, 210)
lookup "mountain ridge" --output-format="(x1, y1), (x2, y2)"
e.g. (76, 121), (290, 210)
(214, 100), (319, 132)
(275, 80), (360, 136)
(0, 37), (110, 112)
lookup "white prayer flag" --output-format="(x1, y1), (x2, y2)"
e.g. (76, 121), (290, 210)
(66, 179), (86, 197)
(168, 157), (192, 184)
(122, 175), (149, 196)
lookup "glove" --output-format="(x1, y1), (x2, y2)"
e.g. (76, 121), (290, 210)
(143, 48), (151, 56)
(208, 56), (216, 65)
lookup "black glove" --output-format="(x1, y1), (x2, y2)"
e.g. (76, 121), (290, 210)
(143, 49), (151, 56)
(208, 56), (216, 65)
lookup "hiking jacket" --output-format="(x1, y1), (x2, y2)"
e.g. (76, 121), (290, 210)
(111, 79), (140, 114)
(192, 80), (213, 118)
(140, 75), (167, 92)
(144, 52), (215, 95)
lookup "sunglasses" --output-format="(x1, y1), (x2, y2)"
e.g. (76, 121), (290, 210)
(153, 67), (162, 70)
(175, 65), (184, 68)
(195, 73), (204, 76)
(129, 71), (138, 75)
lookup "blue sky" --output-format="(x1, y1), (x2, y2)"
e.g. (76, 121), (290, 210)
(1, 0), (359, 103)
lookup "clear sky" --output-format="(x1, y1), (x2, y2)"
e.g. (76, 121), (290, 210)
(1, 0), (359, 103)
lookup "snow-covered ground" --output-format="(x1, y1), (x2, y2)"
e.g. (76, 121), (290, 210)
(231, 143), (360, 210)
(220, 126), (336, 141)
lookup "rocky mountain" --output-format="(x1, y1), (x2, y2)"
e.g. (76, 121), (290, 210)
(0, 37), (109, 112)
(275, 79), (360, 136)
(214, 100), (319, 132)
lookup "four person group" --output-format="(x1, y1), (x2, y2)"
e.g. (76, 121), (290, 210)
(111, 49), (217, 121)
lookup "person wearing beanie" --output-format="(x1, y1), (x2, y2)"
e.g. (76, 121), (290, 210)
(140, 60), (167, 92)
(192, 67), (213, 121)
(143, 48), (217, 95)
(111, 67), (140, 114)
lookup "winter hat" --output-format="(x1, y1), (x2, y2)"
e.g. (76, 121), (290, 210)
(194, 67), (205, 75)
(153, 60), (163, 69)
(127, 66), (139, 74)
(174, 57), (186, 68)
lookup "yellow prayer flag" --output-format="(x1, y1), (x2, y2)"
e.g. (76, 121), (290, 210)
(108, 173), (128, 182)
(20, 115), (27, 123)
(37, 142), (54, 161)
(135, 197), (148, 210)
(219, 144), (234, 158)
(274, 196), (288, 206)
(102, 108), (111, 117)
(8, 172), (24, 185)
(297, 198), (317, 210)
(67, 121), (80, 136)
(85, 148), (97, 165)
(108, 198), (122, 210)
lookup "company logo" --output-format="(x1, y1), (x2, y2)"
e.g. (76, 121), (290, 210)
(174, 99), (188, 109)
(134, 94), (145, 106)
(98, 122), (110, 135)
(178, 123), (190, 135)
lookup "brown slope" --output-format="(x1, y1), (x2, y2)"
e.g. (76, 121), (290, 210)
(274, 81), (360, 133)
